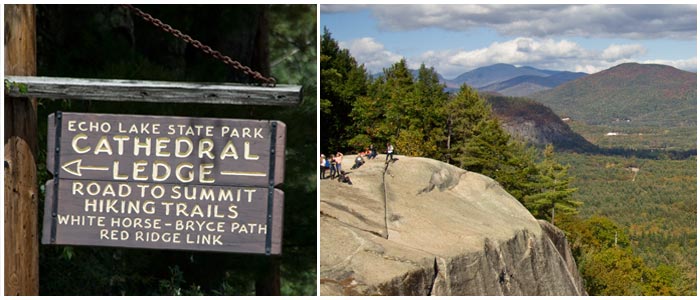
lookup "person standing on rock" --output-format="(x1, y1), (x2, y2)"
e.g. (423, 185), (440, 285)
(335, 152), (344, 174)
(386, 143), (394, 162)
(329, 154), (337, 179)
(320, 154), (328, 179)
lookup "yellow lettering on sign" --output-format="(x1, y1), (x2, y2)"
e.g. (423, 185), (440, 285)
(175, 137), (193, 158)
(176, 163), (194, 183)
(72, 134), (90, 154)
(220, 140), (239, 160)
(133, 137), (151, 156)
(152, 161), (171, 182)
(198, 138), (214, 159)
(93, 136), (113, 155)
(112, 135), (130, 155)
(155, 137), (171, 157)
(133, 160), (149, 181)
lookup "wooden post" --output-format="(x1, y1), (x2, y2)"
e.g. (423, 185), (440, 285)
(255, 257), (281, 295)
(4, 4), (40, 296)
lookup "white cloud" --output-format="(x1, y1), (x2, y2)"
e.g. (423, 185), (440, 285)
(641, 57), (697, 72)
(412, 37), (593, 78)
(601, 44), (647, 61)
(339, 37), (404, 74)
(369, 4), (696, 40)
(338, 36), (696, 78)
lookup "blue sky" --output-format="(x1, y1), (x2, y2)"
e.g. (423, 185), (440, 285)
(321, 4), (697, 79)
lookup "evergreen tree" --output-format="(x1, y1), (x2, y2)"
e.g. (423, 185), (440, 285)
(524, 144), (582, 222)
(350, 59), (416, 154)
(411, 64), (449, 159)
(445, 84), (493, 167)
(320, 27), (368, 153)
(495, 141), (541, 201)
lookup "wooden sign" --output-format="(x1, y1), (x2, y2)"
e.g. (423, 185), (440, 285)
(42, 112), (286, 255)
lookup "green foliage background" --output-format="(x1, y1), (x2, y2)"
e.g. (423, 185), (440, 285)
(33, 4), (316, 295)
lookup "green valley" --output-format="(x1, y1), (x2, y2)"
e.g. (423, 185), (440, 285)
(555, 152), (696, 295)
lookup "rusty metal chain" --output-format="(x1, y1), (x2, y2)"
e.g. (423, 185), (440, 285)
(122, 4), (276, 87)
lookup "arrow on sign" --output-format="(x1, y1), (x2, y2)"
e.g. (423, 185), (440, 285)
(61, 159), (109, 176)
(220, 171), (267, 177)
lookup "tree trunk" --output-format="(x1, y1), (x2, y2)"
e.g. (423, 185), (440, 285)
(4, 4), (39, 296)
(255, 257), (281, 295)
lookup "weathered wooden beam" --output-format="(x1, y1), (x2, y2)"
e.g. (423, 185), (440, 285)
(4, 4), (40, 296)
(4, 76), (303, 106)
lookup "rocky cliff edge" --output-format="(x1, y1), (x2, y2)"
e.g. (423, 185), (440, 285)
(320, 155), (586, 296)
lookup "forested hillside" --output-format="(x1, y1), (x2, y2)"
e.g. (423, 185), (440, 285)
(533, 63), (696, 152)
(30, 5), (317, 295)
(534, 63), (696, 127)
(556, 153), (696, 295)
(486, 95), (595, 152)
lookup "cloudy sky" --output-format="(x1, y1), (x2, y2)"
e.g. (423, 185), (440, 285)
(321, 4), (697, 78)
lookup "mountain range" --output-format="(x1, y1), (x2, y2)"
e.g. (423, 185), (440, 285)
(478, 62), (696, 153)
(377, 63), (587, 96)
(479, 71), (587, 97)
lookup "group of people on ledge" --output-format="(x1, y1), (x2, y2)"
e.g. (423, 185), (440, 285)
(319, 143), (395, 185)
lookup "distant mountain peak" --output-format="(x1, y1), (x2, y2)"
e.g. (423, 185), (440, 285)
(446, 64), (579, 90)
(374, 63), (589, 96)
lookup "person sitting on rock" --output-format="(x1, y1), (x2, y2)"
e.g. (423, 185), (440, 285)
(351, 153), (365, 169)
(368, 144), (377, 159)
(338, 170), (352, 185)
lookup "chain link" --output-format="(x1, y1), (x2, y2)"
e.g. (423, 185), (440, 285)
(122, 4), (276, 87)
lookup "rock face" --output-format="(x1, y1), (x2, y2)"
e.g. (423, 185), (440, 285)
(487, 95), (596, 152)
(321, 156), (586, 296)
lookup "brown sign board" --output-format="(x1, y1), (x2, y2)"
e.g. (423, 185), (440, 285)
(46, 112), (286, 186)
(42, 112), (286, 255)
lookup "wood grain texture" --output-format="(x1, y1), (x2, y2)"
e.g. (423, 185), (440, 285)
(46, 112), (286, 187)
(42, 180), (284, 255)
(43, 112), (286, 254)
(5, 76), (303, 106)
(4, 4), (39, 296)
